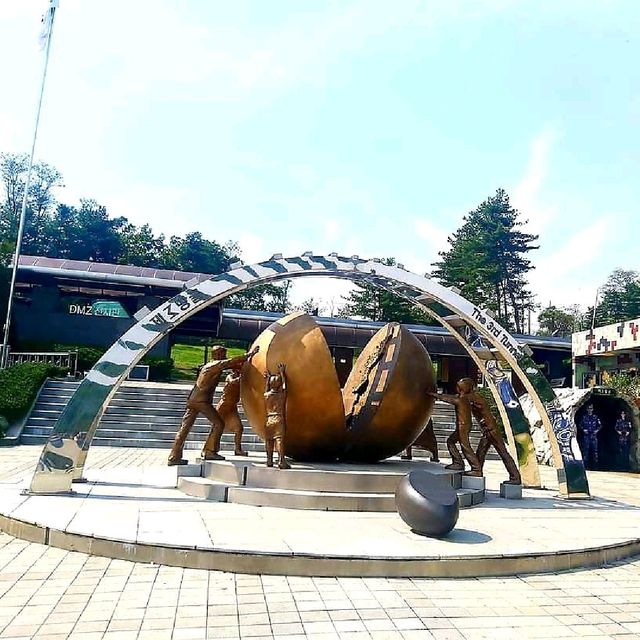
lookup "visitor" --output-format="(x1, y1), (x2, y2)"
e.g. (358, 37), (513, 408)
(615, 410), (632, 470)
(578, 404), (602, 469)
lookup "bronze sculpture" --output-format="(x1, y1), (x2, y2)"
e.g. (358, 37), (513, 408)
(468, 383), (521, 484)
(201, 369), (247, 459)
(241, 312), (346, 462)
(341, 322), (436, 462)
(263, 363), (290, 469)
(401, 418), (440, 462)
(168, 345), (258, 466)
(241, 313), (437, 462)
(429, 379), (482, 476)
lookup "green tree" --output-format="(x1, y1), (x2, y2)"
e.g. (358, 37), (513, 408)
(590, 269), (640, 326)
(338, 258), (432, 324)
(537, 305), (582, 337)
(119, 223), (165, 267)
(159, 232), (234, 274)
(227, 282), (292, 313)
(432, 189), (538, 333)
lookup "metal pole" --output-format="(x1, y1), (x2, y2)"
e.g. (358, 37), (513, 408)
(1, 1), (58, 368)
(590, 287), (600, 332)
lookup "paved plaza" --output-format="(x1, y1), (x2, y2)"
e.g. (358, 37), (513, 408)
(0, 446), (639, 639)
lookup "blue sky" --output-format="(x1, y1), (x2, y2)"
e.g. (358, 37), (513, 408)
(1, 1), (638, 316)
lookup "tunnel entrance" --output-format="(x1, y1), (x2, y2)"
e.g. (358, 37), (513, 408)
(575, 393), (636, 471)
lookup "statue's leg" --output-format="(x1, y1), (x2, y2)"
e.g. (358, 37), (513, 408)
(423, 420), (440, 462)
(169, 406), (198, 465)
(266, 439), (274, 467)
(458, 422), (482, 476)
(476, 434), (490, 472)
(445, 430), (465, 471)
(275, 435), (290, 470)
(230, 413), (247, 456)
(200, 405), (225, 461)
(401, 446), (412, 460)
(488, 430), (521, 484)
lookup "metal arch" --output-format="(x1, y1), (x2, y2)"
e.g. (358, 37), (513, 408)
(360, 274), (541, 488)
(28, 254), (589, 497)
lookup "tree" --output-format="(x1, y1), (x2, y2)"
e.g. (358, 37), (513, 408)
(0, 152), (63, 242)
(432, 189), (538, 333)
(226, 282), (292, 313)
(119, 223), (165, 267)
(338, 258), (433, 324)
(590, 269), (640, 326)
(160, 232), (234, 274)
(537, 305), (582, 337)
(296, 297), (325, 316)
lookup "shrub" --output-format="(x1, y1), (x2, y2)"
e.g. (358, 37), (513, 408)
(52, 344), (106, 372)
(142, 356), (174, 381)
(0, 363), (66, 425)
(0, 415), (8, 439)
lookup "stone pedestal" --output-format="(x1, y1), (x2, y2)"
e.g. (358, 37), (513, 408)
(500, 482), (522, 499)
(461, 475), (486, 491)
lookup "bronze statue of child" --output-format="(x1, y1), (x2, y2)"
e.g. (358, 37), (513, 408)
(263, 363), (290, 469)
(201, 368), (247, 459)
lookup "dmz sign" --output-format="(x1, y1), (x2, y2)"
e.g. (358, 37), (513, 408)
(68, 300), (129, 319)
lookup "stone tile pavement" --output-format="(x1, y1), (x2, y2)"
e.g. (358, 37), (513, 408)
(1, 530), (640, 640)
(0, 446), (639, 639)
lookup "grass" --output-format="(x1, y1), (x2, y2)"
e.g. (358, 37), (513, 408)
(170, 344), (246, 381)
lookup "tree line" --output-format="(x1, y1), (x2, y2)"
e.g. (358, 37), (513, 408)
(1, 151), (635, 336)
(0, 152), (290, 314)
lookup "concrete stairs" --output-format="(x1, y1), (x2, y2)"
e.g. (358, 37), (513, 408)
(177, 458), (486, 511)
(20, 379), (496, 459)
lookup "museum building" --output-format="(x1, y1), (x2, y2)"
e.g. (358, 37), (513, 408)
(12, 255), (571, 392)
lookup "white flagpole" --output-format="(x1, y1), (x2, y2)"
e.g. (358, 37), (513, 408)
(1, 0), (59, 368)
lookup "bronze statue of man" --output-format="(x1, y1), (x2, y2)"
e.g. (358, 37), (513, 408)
(429, 378), (482, 476)
(401, 418), (440, 462)
(263, 363), (290, 469)
(468, 384), (521, 485)
(168, 345), (259, 466)
(201, 369), (247, 459)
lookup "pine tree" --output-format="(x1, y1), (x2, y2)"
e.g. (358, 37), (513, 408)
(432, 189), (538, 333)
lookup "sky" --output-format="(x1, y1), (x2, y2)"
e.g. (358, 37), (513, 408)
(0, 0), (638, 319)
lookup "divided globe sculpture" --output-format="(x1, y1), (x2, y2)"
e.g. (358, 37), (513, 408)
(240, 311), (437, 462)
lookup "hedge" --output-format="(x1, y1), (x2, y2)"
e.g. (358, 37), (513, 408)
(0, 363), (67, 435)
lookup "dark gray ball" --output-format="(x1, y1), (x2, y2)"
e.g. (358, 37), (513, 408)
(395, 470), (459, 537)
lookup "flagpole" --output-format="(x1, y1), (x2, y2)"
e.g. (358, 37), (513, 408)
(1, 0), (59, 368)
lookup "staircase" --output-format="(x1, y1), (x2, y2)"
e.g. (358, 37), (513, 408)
(20, 379), (496, 458)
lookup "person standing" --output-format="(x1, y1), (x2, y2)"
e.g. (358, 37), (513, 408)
(578, 404), (602, 469)
(615, 410), (633, 469)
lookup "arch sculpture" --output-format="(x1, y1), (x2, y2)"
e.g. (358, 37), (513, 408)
(28, 254), (590, 498)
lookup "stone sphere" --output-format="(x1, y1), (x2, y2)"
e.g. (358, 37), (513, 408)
(395, 470), (459, 537)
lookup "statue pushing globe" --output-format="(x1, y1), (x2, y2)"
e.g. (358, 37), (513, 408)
(240, 311), (437, 462)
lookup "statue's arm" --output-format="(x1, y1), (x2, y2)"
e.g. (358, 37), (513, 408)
(431, 392), (458, 406)
(278, 363), (287, 392)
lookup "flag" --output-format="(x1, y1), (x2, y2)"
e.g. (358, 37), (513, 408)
(38, 0), (59, 51)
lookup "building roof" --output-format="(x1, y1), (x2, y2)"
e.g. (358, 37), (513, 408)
(17, 255), (570, 351)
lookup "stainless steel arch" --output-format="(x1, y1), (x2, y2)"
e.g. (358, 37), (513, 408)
(28, 254), (589, 497)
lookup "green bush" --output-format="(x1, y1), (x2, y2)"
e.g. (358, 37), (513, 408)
(52, 344), (106, 372)
(142, 356), (174, 381)
(0, 363), (66, 425)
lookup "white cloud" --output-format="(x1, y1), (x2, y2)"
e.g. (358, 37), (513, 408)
(530, 217), (609, 308)
(512, 127), (558, 235)
(414, 218), (451, 258)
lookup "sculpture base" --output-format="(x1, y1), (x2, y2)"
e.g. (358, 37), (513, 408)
(500, 482), (523, 499)
(177, 456), (485, 511)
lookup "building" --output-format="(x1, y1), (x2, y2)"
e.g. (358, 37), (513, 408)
(13, 255), (571, 390)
